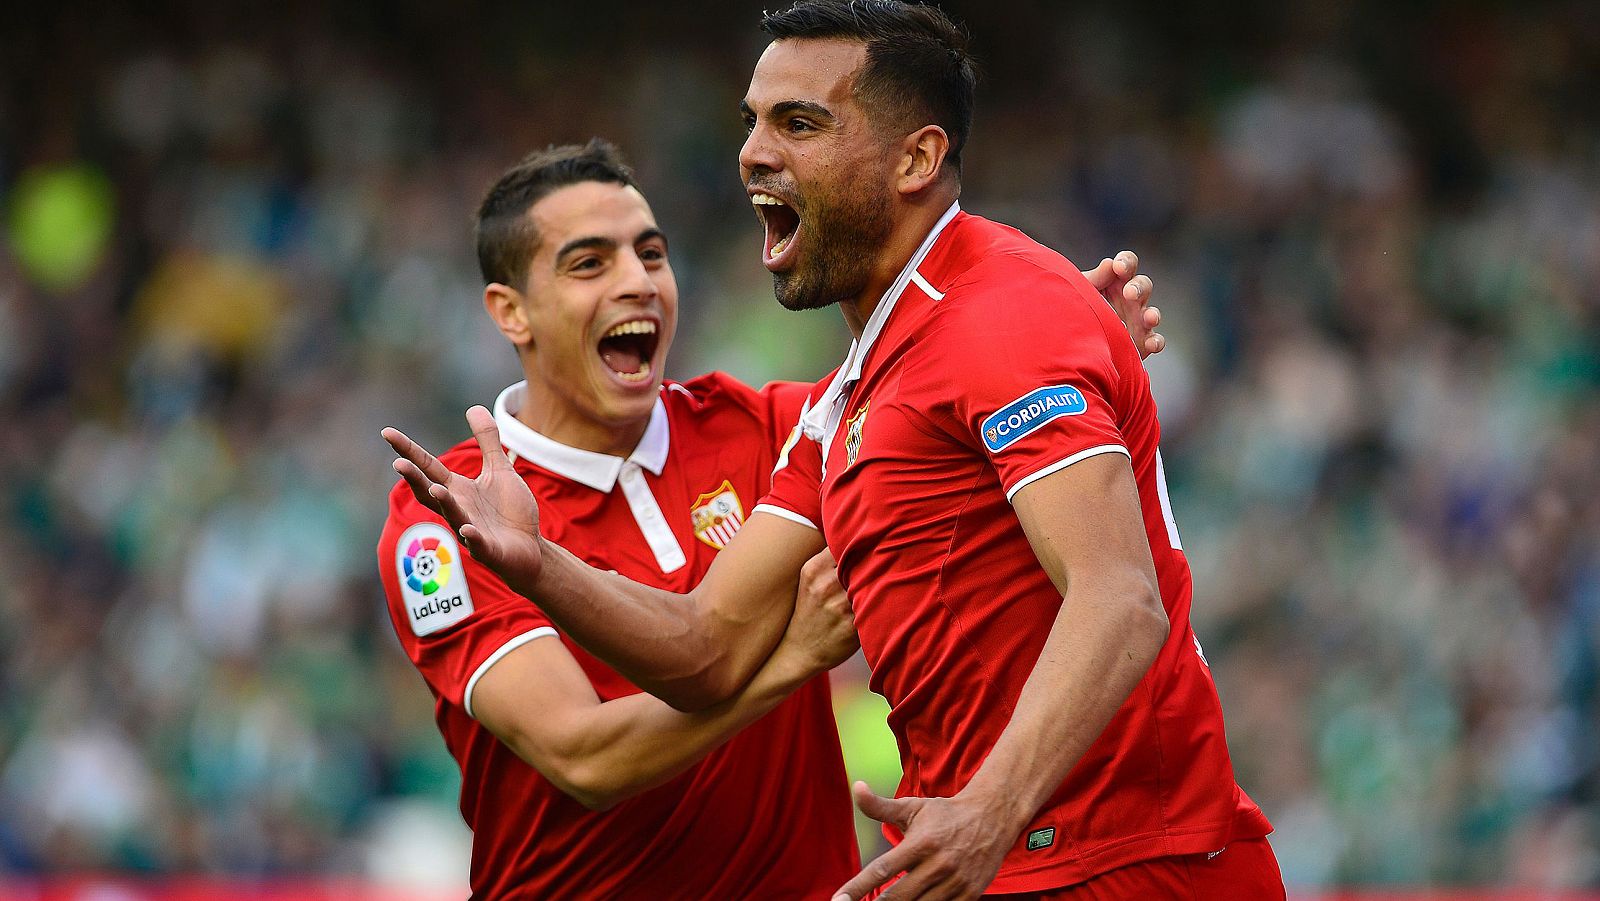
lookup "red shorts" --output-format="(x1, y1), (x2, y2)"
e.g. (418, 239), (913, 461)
(986, 837), (1285, 901)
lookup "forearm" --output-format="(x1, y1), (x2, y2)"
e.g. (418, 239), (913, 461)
(963, 578), (1168, 831)
(519, 518), (815, 711)
(532, 639), (821, 809)
(522, 541), (750, 708)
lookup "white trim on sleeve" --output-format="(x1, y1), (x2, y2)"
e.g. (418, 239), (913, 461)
(463, 627), (558, 719)
(1004, 444), (1131, 503)
(751, 503), (819, 531)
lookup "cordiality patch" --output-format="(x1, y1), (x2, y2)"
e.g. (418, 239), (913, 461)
(981, 384), (1087, 452)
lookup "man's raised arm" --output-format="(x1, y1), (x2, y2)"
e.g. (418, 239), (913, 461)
(383, 408), (825, 710)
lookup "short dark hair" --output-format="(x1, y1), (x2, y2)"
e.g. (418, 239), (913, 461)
(761, 0), (977, 172)
(475, 139), (641, 287)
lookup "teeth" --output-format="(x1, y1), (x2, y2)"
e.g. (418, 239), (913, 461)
(771, 233), (792, 257)
(616, 360), (653, 383)
(603, 320), (657, 338)
(751, 193), (785, 206)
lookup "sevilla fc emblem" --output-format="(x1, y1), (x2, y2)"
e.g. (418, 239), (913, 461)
(845, 400), (870, 468)
(690, 479), (745, 550)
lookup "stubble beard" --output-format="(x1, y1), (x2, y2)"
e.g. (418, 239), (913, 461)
(771, 181), (894, 312)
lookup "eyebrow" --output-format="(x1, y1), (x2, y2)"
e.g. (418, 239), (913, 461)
(740, 99), (836, 123)
(555, 228), (667, 264)
(554, 235), (616, 263)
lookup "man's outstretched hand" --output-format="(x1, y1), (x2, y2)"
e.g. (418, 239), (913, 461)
(831, 782), (1015, 901)
(1081, 250), (1165, 359)
(382, 406), (544, 592)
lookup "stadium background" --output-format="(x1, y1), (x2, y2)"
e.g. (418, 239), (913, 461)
(1, 0), (1598, 896)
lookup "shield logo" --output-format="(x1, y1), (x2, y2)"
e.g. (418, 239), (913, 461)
(690, 479), (745, 550)
(845, 400), (870, 468)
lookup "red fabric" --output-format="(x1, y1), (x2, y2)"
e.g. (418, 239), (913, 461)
(378, 372), (856, 900)
(991, 836), (1285, 900)
(761, 212), (1271, 894)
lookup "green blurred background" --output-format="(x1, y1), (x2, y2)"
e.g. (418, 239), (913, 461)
(1, 0), (1598, 893)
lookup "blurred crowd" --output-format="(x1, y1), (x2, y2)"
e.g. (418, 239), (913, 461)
(1, 0), (1596, 891)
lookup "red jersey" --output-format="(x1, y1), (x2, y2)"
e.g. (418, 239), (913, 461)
(378, 372), (858, 900)
(758, 205), (1271, 893)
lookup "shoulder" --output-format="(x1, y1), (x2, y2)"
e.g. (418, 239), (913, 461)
(662, 372), (822, 436)
(919, 215), (1118, 347)
(940, 217), (1092, 307)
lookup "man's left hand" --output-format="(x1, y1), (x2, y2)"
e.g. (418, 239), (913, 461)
(1081, 250), (1164, 359)
(831, 781), (1015, 901)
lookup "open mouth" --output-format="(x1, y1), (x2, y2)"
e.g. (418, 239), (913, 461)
(752, 192), (801, 270)
(597, 319), (661, 385)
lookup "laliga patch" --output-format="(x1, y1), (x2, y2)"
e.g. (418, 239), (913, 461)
(981, 384), (1087, 453)
(396, 522), (474, 636)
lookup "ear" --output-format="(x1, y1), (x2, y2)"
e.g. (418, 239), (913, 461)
(483, 282), (534, 347)
(896, 125), (951, 196)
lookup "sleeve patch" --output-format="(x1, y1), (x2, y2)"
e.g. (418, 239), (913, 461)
(395, 522), (476, 636)
(981, 384), (1088, 452)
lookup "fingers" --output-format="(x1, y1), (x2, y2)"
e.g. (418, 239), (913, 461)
(383, 426), (454, 486)
(831, 841), (919, 901)
(853, 781), (916, 829)
(1079, 257), (1116, 292)
(465, 405), (513, 471)
(801, 547), (839, 578)
(879, 868), (962, 901)
(1143, 305), (1162, 328)
(1144, 333), (1166, 356)
(393, 458), (446, 515)
(1113, 249), (1139, 279)
(1123, 273), (1152, 305)
(800, 547), (844, 602)
(426, 480), (480, 537)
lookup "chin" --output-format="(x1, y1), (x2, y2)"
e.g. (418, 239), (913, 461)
(772, 270), (838, 312)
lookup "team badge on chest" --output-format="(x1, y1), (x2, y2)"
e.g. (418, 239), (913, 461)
(844, 399), (870, 468)
(690, 479), (745, 550)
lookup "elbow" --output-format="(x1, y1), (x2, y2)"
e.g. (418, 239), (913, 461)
(1124, 576), (1168, 668)
(561, 771), (626, 812)
(497, 729), (629, 811)
(655, 655), (745, 713)
(530, 750), (629, 811)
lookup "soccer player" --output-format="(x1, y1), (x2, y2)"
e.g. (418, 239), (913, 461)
(386, 2), (1279, 898)
(378, 140), (1165, 898)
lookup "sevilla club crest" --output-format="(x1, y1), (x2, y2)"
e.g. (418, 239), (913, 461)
(845, 399), (870, 468)
(690, 479), (745, 550)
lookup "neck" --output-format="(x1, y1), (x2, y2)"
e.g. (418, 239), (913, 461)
(516, 370), (651, 459)
(839, 187), (957, 339)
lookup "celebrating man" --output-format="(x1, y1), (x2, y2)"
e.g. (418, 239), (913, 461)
(386, 2), (1276, 898)
(378, 137), (1164, 897)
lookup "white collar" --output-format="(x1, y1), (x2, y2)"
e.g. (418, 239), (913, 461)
(800, 200), (961, 446)
(492, 381), (670, 492)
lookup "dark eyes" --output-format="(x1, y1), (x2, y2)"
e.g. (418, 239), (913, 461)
(742, 116), (815, 135)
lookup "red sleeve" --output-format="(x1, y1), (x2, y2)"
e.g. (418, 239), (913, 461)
(757, 380), (817, 454)
(919, 261), (1129, 501)
(378, 498), (558, 716)
(751, 383), (827, 532)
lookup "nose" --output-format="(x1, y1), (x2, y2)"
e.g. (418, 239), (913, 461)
(739, 121), (781, 181)
(614, 249), (659, 304)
